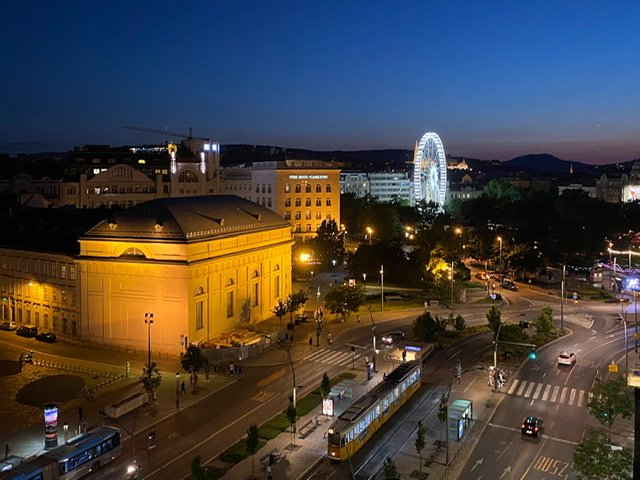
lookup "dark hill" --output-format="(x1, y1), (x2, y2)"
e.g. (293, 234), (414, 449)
(505, 154), (596, 175)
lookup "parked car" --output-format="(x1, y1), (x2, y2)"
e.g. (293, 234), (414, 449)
(16, 325), (38, 338)
(558, 351), (576, 366)
(381, 331), (405, 345)
(35, 332), (57, 343)
(0, 320), (18, 331)
(502, 279), (519, 291)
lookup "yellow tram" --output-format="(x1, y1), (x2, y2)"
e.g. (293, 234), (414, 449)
(327, 361), (422, 461)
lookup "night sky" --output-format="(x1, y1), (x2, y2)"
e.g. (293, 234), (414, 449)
(3, 1), (640, 164)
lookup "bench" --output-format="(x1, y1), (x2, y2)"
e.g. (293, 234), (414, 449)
(298, 419), (317, 439)
(385, 295), (403, 302)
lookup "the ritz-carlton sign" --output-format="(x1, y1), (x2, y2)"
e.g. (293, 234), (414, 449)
(288, 174), (328, 180)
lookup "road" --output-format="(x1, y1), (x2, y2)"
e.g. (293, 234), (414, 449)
(459, 282), (630, 480)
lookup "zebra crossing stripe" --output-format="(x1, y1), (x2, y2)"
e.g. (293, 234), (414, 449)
(507, 379), (519, 395)
(524, 382), (535, 398)
(559, 387), (568, 403)
(577, 390), (585, 407)
(551, 386), (560, 402)
(542, 384), (551, 401)
(533, 383), (543, 400)
(516, 380), (527, 396)
(568, 388), (577, 406)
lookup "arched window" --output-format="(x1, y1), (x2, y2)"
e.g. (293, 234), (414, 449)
(226, 278), (235, 287)
(178, 170), (199, 182)
(120, 247), (146, 258)
(305, 184), (312, 193)
(326, 184), (332, 193)
(315, 184), (322, 193)
(194, 286), (205, 330)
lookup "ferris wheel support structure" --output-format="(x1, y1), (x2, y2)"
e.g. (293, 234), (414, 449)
(413, 132), (447, 208)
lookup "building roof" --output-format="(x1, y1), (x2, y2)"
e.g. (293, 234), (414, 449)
(82, 195), (290, 242)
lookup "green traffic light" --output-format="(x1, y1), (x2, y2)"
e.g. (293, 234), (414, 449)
(529, 350), (537, 360)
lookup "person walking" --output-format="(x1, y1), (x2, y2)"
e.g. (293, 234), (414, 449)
(180, 381), (186, 395)
(309, 337), (313, 350)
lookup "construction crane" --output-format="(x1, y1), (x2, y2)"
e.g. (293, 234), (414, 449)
(122, 125), (211, 143)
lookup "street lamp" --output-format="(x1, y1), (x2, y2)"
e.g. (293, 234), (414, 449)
(450, 261), (454, 306)
(366, 226), (373, 245)
(176, 373), (180, 410)
(362, 273), (367, 293)
(144, 313), (154, 375)
(380, 265), (384, 311)
(497, 236), (503, 273)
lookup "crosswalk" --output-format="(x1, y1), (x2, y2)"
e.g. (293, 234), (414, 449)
(506, 378), (593, 407)
(304, 346), (368, 368)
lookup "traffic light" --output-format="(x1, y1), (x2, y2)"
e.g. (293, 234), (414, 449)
(528, 349), (537, 360)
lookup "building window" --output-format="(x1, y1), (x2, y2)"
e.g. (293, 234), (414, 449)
(295, 184), (301, 193)
(316, 199), (321, 206)
(268, 198), (272, 207)
(305, 211), (312, 220)
(285, 211), (291, 220)
(306, 224), (312, 232)
(195, 301), (204, 330)
(326, 199), (332, 206)
(295, 224), (302, 232)
(326, 184), (332, 193)
(268, 184), (272, 193)
(316, 184), (322, 193)
(305, 184), (312, 193)
(285, 198), (291, 207)
(69, 265), (76, 280)
(285, 184), (290, 193)
(295, 212), (301, 220)
(61, 264), (66, 279)
(305, 198), (311, 207)
(316, 211), (322, 219)
(252, 283), (259, 307)
(295, 198), (301, 207)
(226, 291), (234, 318)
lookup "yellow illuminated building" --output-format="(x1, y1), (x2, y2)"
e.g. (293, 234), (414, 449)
(77, 195), (293, 354)
(221, 160), (341, 241)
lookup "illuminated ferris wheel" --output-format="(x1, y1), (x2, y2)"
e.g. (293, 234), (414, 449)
(413, 132), (447, 208)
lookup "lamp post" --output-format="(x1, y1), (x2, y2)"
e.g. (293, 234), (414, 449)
(380, 265), (384, 311)
(366, 227), (373, 245)
(450, 261), (455, 306)
(497, 236), (503, 273)
(176, 373), (180, 410)
(560, 264), (565, 332)
(144, 313), (154, 376)
(362, 273), (367, 293)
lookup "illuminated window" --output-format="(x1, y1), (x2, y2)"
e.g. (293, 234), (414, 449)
(295, 212), (301, 220)
(316, 212), (322, 219)
(178, 170), (198, 182)
(306, 198), (311, 207)
(285, 211), (291, 220)
(295, 198), (301, 207)
(295, 184), (301, 193)
(285, 184), (290, 193)
(306, 224), (312, 232)
(305, 211), (311, 220)
(195, 301), (204, 329)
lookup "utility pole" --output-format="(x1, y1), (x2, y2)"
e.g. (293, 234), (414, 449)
(560, 264), (565, 332)
(380, 265), (384, 311)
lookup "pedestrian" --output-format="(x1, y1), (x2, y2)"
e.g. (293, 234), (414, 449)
(236, 364), (242, 376)
(266, 464), (273, 480)
(229, 363), (235, 376)
(309, 337), (313, 350)
(328, 331), (332, 345)
(4, 444), (9, 459)
(180, 381), (186, 395)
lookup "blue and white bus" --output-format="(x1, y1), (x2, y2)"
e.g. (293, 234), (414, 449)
(0, 427), (122, 480)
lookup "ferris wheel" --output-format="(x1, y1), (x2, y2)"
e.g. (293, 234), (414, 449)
(413, 132), (447, 208)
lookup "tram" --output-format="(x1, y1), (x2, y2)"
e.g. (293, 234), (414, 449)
(327, 361), (421, 461)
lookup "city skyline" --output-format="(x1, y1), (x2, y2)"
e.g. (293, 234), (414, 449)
(3, 1), (640, 164)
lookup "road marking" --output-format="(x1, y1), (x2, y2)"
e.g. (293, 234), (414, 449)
(568, 388), (577, 406)
(542, 384), (551, 401)
(559, 387), (568, 403)
(524, 382), (535, 398)
(551, 385), (560, 402)
(257, 368), (285, 388)
(487, 423), (579, 445)
(532, 383), (543, 400)
(577, 390), (585, 407)
(516, 380), (527, 396)
(508, 379), (520, 395)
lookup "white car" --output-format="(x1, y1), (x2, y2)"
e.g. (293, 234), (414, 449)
(381, 331), (405, 345)
(558, 352), (576, 366)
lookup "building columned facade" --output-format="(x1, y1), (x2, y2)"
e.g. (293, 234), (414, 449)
(77, 196), (293, 354)
(221, 160), (341, 241)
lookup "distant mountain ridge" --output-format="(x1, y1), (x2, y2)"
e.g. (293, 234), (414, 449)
(504, 153), (596, 174)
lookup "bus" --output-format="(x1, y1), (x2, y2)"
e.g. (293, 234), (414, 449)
(327, 361), (421, 461)
(0, 427), (122, 480)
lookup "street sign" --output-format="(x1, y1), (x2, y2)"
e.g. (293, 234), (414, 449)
(608, 361), (618, 373)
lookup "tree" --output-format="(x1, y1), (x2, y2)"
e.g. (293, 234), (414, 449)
(272, 299), (288, 328)
(286, 401), (297, 448)
(535, 306), (554, 334)
(246, 424), (260, 479)
(188, 455), (215, 480)
(415, 420), (426, 473)
(453, 314), (466, 334)
(486, 305), (501, 337)
(437, 393), (448, 443)
(288, 289), (309, 324)
(320, 373), (331, 399)
(573, 429), (632, 480)
(587, 377), (634, 439)
(181, 345), (208, 393)
(324, 284), (365, 321)
(313, 219), (345, 267)
(383, 456), (399, 480)
(140, 361), (162, 402)
(413, 311), (439, 342)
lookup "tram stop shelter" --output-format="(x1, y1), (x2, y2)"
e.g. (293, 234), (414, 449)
(448, 399), (473, 441)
